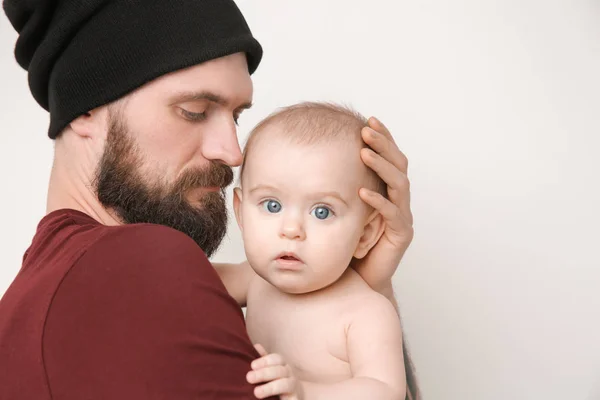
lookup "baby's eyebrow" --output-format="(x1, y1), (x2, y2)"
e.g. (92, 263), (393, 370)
(309, 191), (349, 207)
(248, 184), (278, 194)
(247, 185), (349, 206)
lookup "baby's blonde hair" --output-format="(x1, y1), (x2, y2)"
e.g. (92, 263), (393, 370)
(239, 101), (387, 199)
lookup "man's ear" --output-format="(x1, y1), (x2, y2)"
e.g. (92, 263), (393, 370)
(233, 187), (244, 232)
(353, 209), (385, 259)
(69, 106), (109, 139)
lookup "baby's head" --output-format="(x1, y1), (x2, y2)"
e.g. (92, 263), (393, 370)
(234, 102), (387, 294)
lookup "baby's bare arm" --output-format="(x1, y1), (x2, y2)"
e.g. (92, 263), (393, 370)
(302, 294), (406, 400)
(212, 261), (256, 307)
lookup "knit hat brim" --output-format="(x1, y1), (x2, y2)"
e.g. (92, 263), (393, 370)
(3, 0), (263, 139)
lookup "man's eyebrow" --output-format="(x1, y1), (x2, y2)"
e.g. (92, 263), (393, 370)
(170, 90), (253, 110)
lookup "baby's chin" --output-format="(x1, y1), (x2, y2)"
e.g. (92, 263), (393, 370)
(263, 271), (327, 295)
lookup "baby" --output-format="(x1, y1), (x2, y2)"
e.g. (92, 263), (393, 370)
(219, 102), (410, 400)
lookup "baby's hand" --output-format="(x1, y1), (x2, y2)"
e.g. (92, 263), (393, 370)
(247, 344), (304, 400)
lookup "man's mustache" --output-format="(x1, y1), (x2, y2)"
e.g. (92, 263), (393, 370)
(174, 162), (234, 193)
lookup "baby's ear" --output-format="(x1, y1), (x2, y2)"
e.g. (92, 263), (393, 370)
(353, 209), (385, 259)
(233, 187), (244, 231)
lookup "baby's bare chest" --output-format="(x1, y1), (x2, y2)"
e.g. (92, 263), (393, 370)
(246, 290), (353, 383)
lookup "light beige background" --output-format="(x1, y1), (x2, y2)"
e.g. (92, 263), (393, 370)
(1, 1), (599, 399)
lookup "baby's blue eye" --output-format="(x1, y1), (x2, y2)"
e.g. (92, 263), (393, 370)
(263, 200), (282, 213)
(311, 206), (331, 220)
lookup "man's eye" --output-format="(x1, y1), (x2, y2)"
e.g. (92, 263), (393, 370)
(181, 109), (206, 121)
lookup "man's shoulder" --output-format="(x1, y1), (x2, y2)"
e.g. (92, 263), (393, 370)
(73, 222), (217, 288)
(48, 221), (233, 324)
(45, 219), (233, 334)
(41, 227), (259, 400)
(96, 222), (200, 249)
(32, 210), (205, 267)
(88, 222), (208, 263)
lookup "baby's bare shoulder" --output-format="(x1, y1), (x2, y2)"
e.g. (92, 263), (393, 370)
(350, 287), (396, 318)
(336, 270), (390, 304)
(327, 275), (396, 327)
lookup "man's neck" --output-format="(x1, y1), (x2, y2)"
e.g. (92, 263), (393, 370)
(46, 149), (122, 227)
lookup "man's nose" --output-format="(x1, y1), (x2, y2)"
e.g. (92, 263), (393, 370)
(200, 117), (243, 167)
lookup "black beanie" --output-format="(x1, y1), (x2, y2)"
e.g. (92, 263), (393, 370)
(2, 0), (263, 139)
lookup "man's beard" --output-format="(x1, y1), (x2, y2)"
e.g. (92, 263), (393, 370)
(93, 112), (234, 258)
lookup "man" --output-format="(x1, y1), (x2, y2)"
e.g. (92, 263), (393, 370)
(0, 1), (415, 399)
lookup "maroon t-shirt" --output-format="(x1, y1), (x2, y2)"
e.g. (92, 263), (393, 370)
(0, 209), (273, 399)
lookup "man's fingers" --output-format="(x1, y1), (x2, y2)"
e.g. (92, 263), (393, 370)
(247, 364), (290, 384)
(361, 126), (408, 174)
(359, 188), (397, 221)
(368, 116), (393, 140)
(254, 377), (297, 399)
(359, 187), (413, 227)
(361, 148), (411, 199)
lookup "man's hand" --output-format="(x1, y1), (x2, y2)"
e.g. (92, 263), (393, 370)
(247, 344), (304, 400)
(353, 116), (414, 292)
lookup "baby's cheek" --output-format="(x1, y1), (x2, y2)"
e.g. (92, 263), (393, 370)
(244, 230), (271, 269)
(242, 212), (266, 244)
(244, 234), (263, 259)
(314, 229), (358, 270)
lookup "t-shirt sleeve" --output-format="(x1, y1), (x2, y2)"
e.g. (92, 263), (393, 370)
(42, 224), (273, 400)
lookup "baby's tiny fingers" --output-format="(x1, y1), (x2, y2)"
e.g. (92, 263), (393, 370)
(254, 343), (268, 357)
(254, 377), (297, 399)
(251, 353), (285, 369)
(247, 365), (290, 384)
